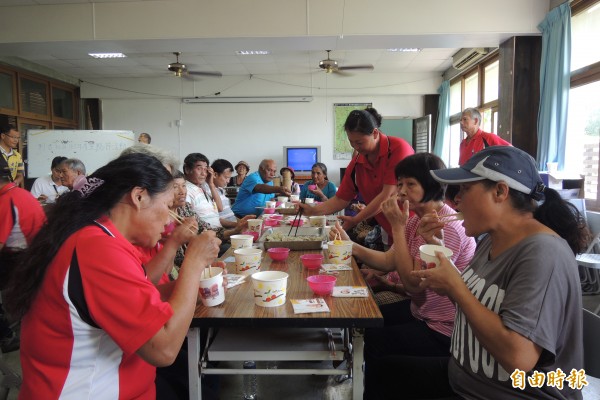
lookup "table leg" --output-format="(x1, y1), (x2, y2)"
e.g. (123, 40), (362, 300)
(187, 328), (202, 400)
(351, 328), (365, 400)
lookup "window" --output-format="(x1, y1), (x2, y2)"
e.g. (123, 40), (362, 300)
(567, 0), (600, 209)
(0, 68), (17, 114)
(52, 85), (75, 121)
(19, 74), (49, 119)
(445, 54), (500, 167)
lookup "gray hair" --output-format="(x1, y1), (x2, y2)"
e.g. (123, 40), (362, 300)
(121, 143), (179, 174)
(462, 108), (482, 125)
(61, 158), (86, 175)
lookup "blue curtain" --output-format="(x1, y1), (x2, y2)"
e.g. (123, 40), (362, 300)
(433, 80), (450, 157)
(537, 3), (571, 170)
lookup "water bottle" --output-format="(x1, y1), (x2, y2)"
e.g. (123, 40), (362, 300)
(242, 360), (257, 399)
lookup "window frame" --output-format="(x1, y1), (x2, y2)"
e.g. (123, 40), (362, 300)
(0, 67), (18, 115)
(18, 73), (51, 121)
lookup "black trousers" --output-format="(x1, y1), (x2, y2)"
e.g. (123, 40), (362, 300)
(364, 300), (457, 399)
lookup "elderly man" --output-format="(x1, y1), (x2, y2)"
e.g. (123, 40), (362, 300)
(458, 107), (511, 165)
(57, 158), (86, 190)
(232, 159), (291, 217)
(0, 123), (24, 186)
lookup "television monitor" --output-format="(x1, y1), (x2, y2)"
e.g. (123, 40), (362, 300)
(283, 146), (321, 173)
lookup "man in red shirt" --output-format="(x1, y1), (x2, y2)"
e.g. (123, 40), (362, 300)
(458, 107), (511, 165)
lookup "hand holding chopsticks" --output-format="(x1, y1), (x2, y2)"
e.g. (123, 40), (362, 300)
(437, 212), (464, 224)
(168, 210), (198, 235)
(288, 199), (305, 236)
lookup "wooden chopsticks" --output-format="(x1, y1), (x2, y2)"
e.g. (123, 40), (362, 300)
(288, 199), (305, 237)
(168, 210), (197, 235)
(438, 212), (463, 223)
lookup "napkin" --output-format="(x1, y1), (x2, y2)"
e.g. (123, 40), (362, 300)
(332, 286), (369, 297)
(290, 298), (330, 314)
(225, 274), (246, 289)
(321, 264), (352, 271)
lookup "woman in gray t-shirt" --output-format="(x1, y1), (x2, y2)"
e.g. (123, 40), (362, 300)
(415, 146), (588, 400)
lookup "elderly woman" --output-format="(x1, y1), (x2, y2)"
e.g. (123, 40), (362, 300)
(211, 159), (237, 223)
(299, 162), (337, 202)
(57, 158), (86, 190)
(412, 146), (587, 399)
(330, 153), (476, 399)
(228, 160), (250, 187)
(170, 170), (252, 266)
(5, 153), (221, 398)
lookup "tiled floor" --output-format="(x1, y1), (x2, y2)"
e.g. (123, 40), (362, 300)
(3, 294), (600, 400)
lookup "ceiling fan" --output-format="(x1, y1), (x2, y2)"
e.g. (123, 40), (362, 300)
(168, 52), (222, 78)
(318, 50), (374, 76)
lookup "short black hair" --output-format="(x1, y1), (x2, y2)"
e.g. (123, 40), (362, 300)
(183, 153), (209, 174)
(395, 153), (447, 203)
(51, 156), (68, 170)
(211, 159), (234, 174)
(0, 123), (17, 135)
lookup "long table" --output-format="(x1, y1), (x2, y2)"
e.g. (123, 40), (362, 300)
(187, 246), (383, 400)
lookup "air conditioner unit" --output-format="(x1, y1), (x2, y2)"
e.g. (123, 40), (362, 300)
(452, 48), (488, 70)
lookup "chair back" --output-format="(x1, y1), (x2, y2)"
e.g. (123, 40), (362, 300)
(583, 308), (600, 377)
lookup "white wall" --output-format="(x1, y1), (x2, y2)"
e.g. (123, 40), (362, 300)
(100, 94), (424, 185)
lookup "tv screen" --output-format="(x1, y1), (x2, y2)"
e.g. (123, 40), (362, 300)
(284, 146), (320, 172)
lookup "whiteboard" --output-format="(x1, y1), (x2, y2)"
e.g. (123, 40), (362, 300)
(27, 130), (134, 178)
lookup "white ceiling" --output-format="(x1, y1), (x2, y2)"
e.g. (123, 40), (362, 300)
(0, 0), (548, 83)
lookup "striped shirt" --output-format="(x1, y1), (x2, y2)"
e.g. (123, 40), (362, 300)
(403, 203), (476, 337)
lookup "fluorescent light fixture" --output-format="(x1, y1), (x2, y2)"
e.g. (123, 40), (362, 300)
(88, 53), (127, 59)
(235, 50), (271, 55)
(386, 48), (422, 52)
(183, 96), (313, 104)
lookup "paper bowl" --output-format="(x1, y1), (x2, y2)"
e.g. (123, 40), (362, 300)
(251, 271), (289, 307)
(267, 247), (290, 261)
(199, 267), (225, 307)
(419, 244), (453, 268)
(234, 248), (262, 275)
(300, 253), (324, 270)
(326, 240), (353, 265)
(230, 234), (254, 250)
(307, 275), (336, 296)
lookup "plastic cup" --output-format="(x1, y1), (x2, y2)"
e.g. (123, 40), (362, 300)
(309, 216), (326, 227)
(308, 184), (317, 190)
(277, 196), (289, 204)
(234, 248), (262, 276)
(327, 240), (353, 265)
(290, 194), (300, 202)
(199, 267), (225, 307)
(251, 271), (289, 307)
(265, 200), (276, 208)
(230, 234), (254, 250)
(247, 219), (263, 234)
(419, 244), (453, 268)
(304, 198), (314, 204)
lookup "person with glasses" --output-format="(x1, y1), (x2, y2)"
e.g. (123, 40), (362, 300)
(30, 156), (70, 204)
(0, 123), (25, 186)
(232, 159), (291, 217)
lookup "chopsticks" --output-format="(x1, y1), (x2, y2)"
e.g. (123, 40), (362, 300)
(438, 212), (463, 223)
(288, 199), (305, 237)
(168, 210), (197, 235)
(203, 265), (213, 279)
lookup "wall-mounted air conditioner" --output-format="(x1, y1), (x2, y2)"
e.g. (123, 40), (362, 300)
(452, 48), (489, 70)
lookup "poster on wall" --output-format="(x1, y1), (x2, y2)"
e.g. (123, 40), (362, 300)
(333, 103), (372, 160)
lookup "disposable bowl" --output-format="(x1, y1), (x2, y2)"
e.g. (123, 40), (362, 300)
(290, 219), (304, 227)
(263, 219), (280, 227)
(300, 253), (324, 270)
(263, 207), (276, 214)
(307, 275), (337, 296)
(267, 247), (290, 261)
(419, 244), (453, 268)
